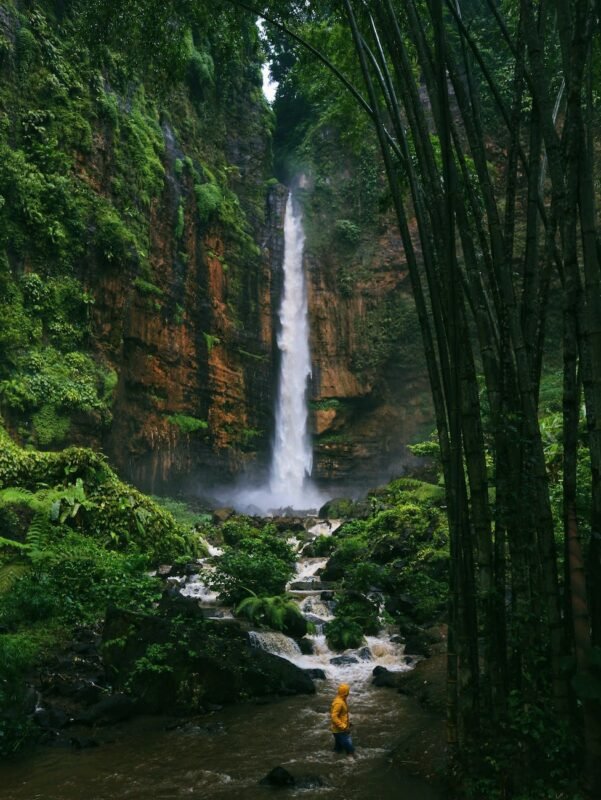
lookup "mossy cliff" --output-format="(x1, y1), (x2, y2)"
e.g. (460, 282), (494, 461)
(0, 0), (279, 491)
(0, 1), (433, 493)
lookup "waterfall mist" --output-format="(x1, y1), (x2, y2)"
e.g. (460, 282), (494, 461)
(221, 192), (325, 513)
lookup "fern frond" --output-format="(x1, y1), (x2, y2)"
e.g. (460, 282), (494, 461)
(0, 487), (35, 507)
(26, 511), (56, 554)
(0, 536), (28, 553)
(0, 563), (29, 594)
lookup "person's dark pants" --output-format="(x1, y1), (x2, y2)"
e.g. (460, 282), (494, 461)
(333, 732), (355, 754)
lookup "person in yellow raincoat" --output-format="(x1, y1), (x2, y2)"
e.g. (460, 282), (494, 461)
(330, 683), (355, 755)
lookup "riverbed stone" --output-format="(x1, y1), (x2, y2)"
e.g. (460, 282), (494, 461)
(298, 637), (314, 655)
(259, 766), (295, 786)
(329, 655), (359, 666)
(79, 693), (137, 725)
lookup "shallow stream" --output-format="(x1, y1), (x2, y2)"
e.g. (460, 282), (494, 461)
(0, 682), (441, 800)
(0, 524), (443, 800)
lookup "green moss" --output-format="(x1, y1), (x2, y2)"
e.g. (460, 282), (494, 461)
(175, 201), (185, 239)
(167, 414), (208, 434)
(94, 205), (141, 267)
(133, 277), (163, 297)
(195, 182), (223, 223)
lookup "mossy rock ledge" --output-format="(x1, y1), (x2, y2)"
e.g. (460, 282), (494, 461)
(102, 605), (315, 714)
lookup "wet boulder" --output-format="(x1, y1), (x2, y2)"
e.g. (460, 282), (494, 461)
(372, 666), (402, 688)
(298, 637), (314, 655)
(78, 693), (137, 726)
(357, 646), (373, 661)
(259, 766), (295, 786)
(329, 655), (359, 666)
(102, 605), (314, 715)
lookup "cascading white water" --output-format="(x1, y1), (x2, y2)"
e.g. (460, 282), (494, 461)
(268, 194), (314, 506)
(231, 192), (324, 512)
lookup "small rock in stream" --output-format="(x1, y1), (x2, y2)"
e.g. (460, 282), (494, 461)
(329, 655), (359, 666)
(298, 637), (314, 655)
(358, 646), (373, 661)
(259, 766), (295, 786)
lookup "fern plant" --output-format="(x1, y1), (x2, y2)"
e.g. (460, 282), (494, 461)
(0, 563), (29, 595)
(236, 594), (307, 636)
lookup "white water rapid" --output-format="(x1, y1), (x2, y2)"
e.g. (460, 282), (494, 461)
(233, 192), (324, 513)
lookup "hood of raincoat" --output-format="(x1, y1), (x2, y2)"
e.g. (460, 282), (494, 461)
(337, 683), (350, 698)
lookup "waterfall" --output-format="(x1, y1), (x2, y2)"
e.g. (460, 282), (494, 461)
(268, 194), (317, 507)
(230, 191), (324, 513)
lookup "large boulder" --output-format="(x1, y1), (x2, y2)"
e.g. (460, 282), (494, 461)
(102, 605), (314, 714)
(372, 666), (402, 688)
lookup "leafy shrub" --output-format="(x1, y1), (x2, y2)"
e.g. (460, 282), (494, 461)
(93, 205), (140, 266)
(207, 535), (295, 606)
(324, 617), (364, 651)
(0, 427), (199, 563)
(236, 594), (307, 637)
(0, 633), (37, 756)
(334, 592), (381, 636)
(334, 218), (361, 245)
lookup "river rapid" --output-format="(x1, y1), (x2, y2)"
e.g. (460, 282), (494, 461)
(0, 680), (441, 800)
(0, 524), (443, 800)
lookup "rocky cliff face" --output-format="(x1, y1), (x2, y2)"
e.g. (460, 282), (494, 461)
(0, 2), (432, 496)
(0, 2), (284, 493)
(296, 156), (433, 489)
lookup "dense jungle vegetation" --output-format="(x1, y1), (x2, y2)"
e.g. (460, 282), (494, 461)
(1, 1), (601, 799)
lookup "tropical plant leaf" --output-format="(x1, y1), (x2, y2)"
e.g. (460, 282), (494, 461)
(0, 563), (29, 594)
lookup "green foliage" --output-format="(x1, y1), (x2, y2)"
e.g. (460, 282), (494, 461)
(334, 591), (380, 636)
(203, 332), (221, 353)
(93, 205), (141, 266)
(0, 426), (199, 563)
(0, 633), (38, 756)
(167, 414), (208, 434)
(175, 201), (185, 239)
(150, 495), (212, 533)
(236, 594), (307, 636)
(195, 182), (224, 223)
(206, 521), (295, 606)
(457, 692), (584, 800)
(133, 277), (163, 297)
(352, 293), (422, 374)
(333, 218), (361, 245)
(324, 616), (365, 651)
(0, 348), (113, 445)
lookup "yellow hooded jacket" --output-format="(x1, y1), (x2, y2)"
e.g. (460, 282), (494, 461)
(330, 683), (350, 733)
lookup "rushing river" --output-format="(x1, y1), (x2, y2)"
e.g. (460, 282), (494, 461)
(0, 526), (442, 800)
(0, 682), (441, 800)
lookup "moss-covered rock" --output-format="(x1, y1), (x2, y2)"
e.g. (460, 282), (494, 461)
(102, 605), (315, 713)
